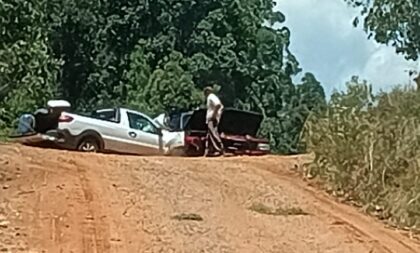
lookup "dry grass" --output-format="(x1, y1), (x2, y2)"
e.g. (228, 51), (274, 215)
(249, 202), (308, 216)
(171, 213), (203, 221)
(0, 124), (12, 143)
(301, 82), (420, 233)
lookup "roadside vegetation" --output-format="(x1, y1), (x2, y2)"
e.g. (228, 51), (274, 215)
(301, 78), (420, 232)
(298, 0), (420, 233)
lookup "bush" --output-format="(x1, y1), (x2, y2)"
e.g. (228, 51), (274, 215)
(302, 77), (420, 232)
(0, 120), (10, 141)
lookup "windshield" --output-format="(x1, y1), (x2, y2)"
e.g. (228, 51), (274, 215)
(181, 113), (191, 129)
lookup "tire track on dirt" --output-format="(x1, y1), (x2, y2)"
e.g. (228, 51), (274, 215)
(77, 165), (111, 253)
(77, 155), (135, 253)
(19, 146), (111, 252)
(246, 158), (420, 253)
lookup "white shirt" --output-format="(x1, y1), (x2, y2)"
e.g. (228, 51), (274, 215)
(206, 93), (224, 123)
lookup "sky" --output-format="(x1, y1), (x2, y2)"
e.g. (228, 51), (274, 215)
(275, 0), (420, 96)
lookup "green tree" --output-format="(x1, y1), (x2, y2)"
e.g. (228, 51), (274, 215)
(296, 73), (326, 113)
(47, 0), (301, 106)
(0, 0), (327, 154)
(346, 0), (420, 60)
(123, 45), (152, 111)
(125, 49), (202, 115)
(0, 0), (60, 131)
(259, 73), (326, 154)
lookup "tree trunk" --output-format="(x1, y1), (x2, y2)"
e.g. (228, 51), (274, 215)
(415, 73), (420, 92)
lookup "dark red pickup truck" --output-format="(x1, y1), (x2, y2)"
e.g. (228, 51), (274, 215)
(166, 108), (270, 156)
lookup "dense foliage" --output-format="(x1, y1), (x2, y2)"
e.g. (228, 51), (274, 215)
(0, 0), (61, 131)
(298, 0), (420, 230)
(346, 0), (420, 61)
(302, 78), (420, 231)
(0, 0), (326, 153)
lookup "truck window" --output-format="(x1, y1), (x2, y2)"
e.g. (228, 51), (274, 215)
(92, 109), (118, 123)
(127, 112), (158, 135)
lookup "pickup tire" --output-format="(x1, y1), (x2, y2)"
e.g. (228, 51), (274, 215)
(77, 137), (100, 153)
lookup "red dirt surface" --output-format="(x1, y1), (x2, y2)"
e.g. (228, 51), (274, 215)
(0, 143), (419, 252)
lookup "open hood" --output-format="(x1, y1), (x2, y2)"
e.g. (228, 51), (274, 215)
(184, 108), (264, 136)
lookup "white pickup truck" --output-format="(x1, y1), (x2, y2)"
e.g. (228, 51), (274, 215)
(12, 104), (185, 156)
(57, 107), (185, 155)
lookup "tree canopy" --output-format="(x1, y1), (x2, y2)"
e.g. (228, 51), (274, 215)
(346, 0), (420, 61)
(0, 0), (61, 127)
(0, 0), (327, 153)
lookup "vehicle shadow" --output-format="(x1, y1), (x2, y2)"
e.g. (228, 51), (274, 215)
(13, 142), (265, 159)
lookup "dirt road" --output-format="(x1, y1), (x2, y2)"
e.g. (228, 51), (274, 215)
(0, 143), (419, 253)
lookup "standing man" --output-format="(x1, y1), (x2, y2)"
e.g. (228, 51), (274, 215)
(203, 86), (224, 157)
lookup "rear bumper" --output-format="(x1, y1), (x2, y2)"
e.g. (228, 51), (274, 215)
(9, 132), (64, 150)
(9, 133), (57, 144)
(9, 129), (79, 150)
(184, 134), (270, 156)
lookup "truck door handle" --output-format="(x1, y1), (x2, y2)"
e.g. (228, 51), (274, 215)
(128, 131), (137, 138)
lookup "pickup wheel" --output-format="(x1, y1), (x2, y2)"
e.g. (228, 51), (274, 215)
(77, 137), (99, 153)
